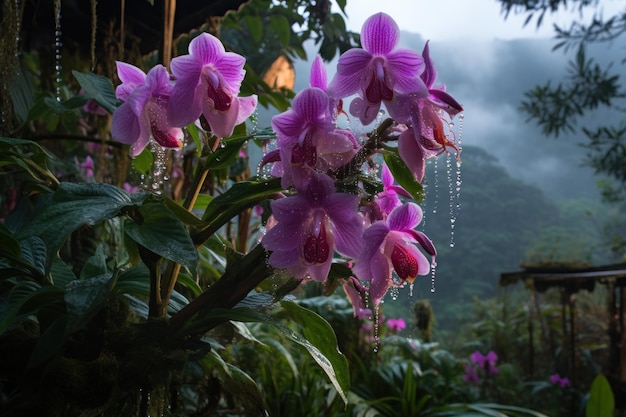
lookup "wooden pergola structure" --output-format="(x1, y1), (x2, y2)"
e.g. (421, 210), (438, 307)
(500, 262), (626, 408)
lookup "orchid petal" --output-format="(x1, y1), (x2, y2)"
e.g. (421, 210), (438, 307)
(387, 203), (422, 231)
(361, 13), (400, 55)
(110, 102), (141, 145)
(309, 55), (327, 90)
(328, 49), (372, 98)
(421, 41), (437, 88)
(203, 93), (238, 138)
(115, 61), (146, 100)
(429, 89), (464, 115)
(398, 129), (427, 182)
(189, 33), (226, 65)
(368, 252), (391, 304)
(235, 95), (258, 125)
(168, 76), (203, 127)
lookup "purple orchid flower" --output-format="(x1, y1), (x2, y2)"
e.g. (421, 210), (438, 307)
(111, 63), (183, 157)
(353, 202), (436, 306)
(386, 317), (406, 332)
(328, 12), (427, 125)
(77, 155), (94, 178)
(549, 374), (571, 388)
(376, 163), (412, 215)
(270, 87), (358, 189)
(261, 172), (364, 282)
(114, 61), (147, 101)
(470, 350), (500, 376)
(167, 33), (257, 138)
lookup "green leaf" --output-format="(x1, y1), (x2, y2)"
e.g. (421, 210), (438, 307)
(243, 15), (263, 44)
(586, 373), (614, 417)
(125, 201), (198, 270)
(202, 177), (281, 221)
(19, 236), (47, 277)
(280, 300), (350, 404)
(205, 134), (248, 170)
(72, 70), (118, 114)
(64, 273), (115, 335)
(50, 256), (77, 288)
(17, 183), (134, 271)
(190, 302), (350, 404)
(79, 245), (108, 280)
(383, 151), (423, 201)
(0, 222), (21, 258)
(201, 348), (267, 415)
(270, 14), (291, 46)
(133, 146), (154, 175)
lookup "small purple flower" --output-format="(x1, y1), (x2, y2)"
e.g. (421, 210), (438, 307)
(549, 374), (571, 388)
(376, 163), (412, 215)
(261, 173), (364, 282)
(77, 155), (94, 178)
(123, 182), (139, 193)
(470, 350), (499, 376)
(386, 317), (406, 332)
(353, 203), (436, 306)
(111, 63), (183, 157)
(168, 33), (257, 138)
(328, 12), (427, 125)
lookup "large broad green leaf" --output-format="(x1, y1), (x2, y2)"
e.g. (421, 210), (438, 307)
(280, 300), (350, 404)
(383, 151), (423, 202)
(586, 373), (614, 417)
(124, 201), (198, 270)
(0, 222), (21, 258)
(201, 348), (267, 415)
(17, 183), (135, 271)
(72, 70), (119, 114)
(19, 236), (47, 277)
(64, 273), (115, 335)
(202, 177), (281, 222)
(197, 301), (350, 405)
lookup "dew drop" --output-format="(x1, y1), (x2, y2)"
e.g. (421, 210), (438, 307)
(430, 261), (437, 293)
(53, 0), (63, 101)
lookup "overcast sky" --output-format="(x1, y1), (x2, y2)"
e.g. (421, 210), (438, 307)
(316, 1), (624, 200)
(337, 0), (624, 41)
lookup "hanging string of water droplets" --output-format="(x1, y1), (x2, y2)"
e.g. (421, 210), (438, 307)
(53, 0), (63, 101)
(0, 0), (24, 134)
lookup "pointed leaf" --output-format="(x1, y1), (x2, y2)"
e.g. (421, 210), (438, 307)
(125, 202), (198, 270)
(17, 183), (134, 271)
(280, 300), (350, 404)
(383, 151), (423, 202)
(64, 273), (115, 334)
(586, 373), (614, 417)
(72, 70), (119, 114)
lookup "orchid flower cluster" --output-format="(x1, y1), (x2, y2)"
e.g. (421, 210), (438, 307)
(463, 350), (500, 384)
(110, 13), (463, 315)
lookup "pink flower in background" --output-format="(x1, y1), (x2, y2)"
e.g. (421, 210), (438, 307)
(549, 374), (571, 388)
(386, 317), (406, 332)
(168, 33), (257, 138)
(111, 63), (183, 157)
(123, 182), (139, 193)
(78, 156), (94, 178)
(470, 350), (500, 376)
